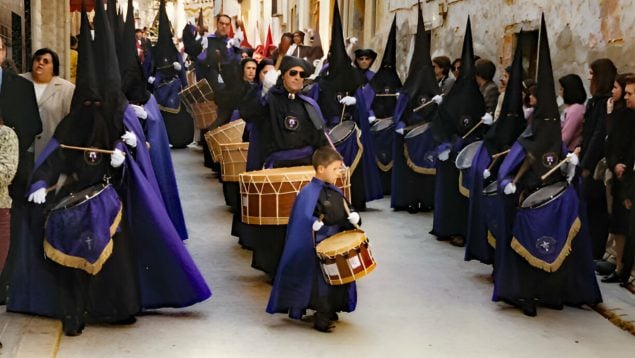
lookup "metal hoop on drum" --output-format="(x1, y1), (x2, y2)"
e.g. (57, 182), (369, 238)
(455, 140), (483, 170)
(519, 181), (569, 209)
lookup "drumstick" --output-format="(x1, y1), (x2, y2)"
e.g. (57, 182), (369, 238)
(491, 149), (511, 159)
(60, 144), (122, 155)
(540, 157), (570, 182)
(339, 104), (347, 124)
(343, 200), (361, 230)
(323, 129), (338, 152)
(375, 93), (399, 97)
(412, 94), (443, 113)
(512, 157), (532, 185)
(461, 120), (484, 139)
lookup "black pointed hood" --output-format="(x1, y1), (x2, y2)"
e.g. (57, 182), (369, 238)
(370, 15), (401, 93)
(153, 0), (179, 69)
(368, 15), (402, 118)
(121, 0), (150, 104)
(518, 13), (563, 177)
(401, 1), (440, 123)
(316, 1), (364, 119)
(434, 16), (485, 141)
(55, 1), (109, 149)
(92, 0), (125, 143)
(483, 31), (527, 155)
(71, 2), (100, 109)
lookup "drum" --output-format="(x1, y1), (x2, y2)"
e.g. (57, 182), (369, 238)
(329, 121), (363, 172)
(403, 122), (437, 174)
(455, 140), (483, 170)
(44, 184), (122, 275)
(370, 118), (395, 172)
(220, 142), (249, 182)
(205, 119), (246, 162)
(239, 166), (351, 225)
(404, 122), (430, 139)
(370, 117), (394, 133)
(520, 181), (569, 209)
(179, 79), (218, 129)
(315, 229), (377, 285)
(328, 120), (357, 145)
(482, 180), (498, 196)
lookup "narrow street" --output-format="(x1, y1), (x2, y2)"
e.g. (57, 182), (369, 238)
(1, 146), (634, 357)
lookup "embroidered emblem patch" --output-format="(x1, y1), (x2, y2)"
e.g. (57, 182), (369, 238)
(536, 236), (556, 255)
(542, 152), (557, 168)
(84, 150), (102, 165)
(460, 115), (472, 128)
(284, 115), (300, 131)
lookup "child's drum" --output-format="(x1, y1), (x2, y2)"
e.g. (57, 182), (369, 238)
(315, 229), (376, 285)
(220, 142), (249, 182)
(239, 166), (351, 225)
(204, 119), (245, 162)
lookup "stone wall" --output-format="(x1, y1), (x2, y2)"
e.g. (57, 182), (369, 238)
(361, 0), (635, 89)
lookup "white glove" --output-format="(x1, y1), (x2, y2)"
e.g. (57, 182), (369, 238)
(231, 36), (241, 48)
(482, 112), (494, 125)
(312, 220), (324, 232)
(130, 104), (148, 120)
(110, 148), (125, 168)
(121, 131), (138, 148)
(348, 37), (358, 45)
(263, 70), (280, 93)
(566, 152), (579, 166)
(339, 96), (356, 106)
(347, 212), (360, 225)
(395, 92), (400, 99)
(483, 168), (491, 179)
(438, 149), (450, 162)
(147, 76), (156, 85)
(27, 187), (47, 204)
(368, 116), (377, 124)
(173, 61), (182, 71)
(503, 182), (516, 195)
(395, 128), (404, 135)
(432, 94), (443, 105)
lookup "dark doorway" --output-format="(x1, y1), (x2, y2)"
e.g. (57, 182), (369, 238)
(11, 12), (22, 72)
(517, 30), (538, 81)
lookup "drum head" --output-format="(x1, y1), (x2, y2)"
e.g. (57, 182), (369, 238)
(51, 184), (109, 211)
(405, 122), (431, 139)
(482, 180), (498, 196)
(455, 140), (483, 170)
(370, 118), (394, 132)
(329, 121), (357, 145)
(316, 229), (366, 257)
(520, 181), (569, 209)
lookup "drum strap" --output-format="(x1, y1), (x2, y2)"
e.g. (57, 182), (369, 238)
(302, 100), (325, 130)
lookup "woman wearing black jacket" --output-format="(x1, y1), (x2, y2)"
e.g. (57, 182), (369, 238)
(579, 58), (616, 259)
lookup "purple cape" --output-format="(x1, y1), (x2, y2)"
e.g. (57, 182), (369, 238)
(266, 178), (356, 318)
(143, 96), (188, 240)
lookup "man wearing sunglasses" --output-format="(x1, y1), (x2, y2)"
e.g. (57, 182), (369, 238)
(235, 56), (327, 279)
(240, 56), (326, 169)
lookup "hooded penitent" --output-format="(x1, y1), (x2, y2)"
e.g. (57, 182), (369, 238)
(121, 0), (151, 104)
(483, 31), (526, 156)
(153, 0), (180, 72)
(517, 14), (563, 177)
(399, 0), (440, 125)
(317, 1), (365, 120)
(434, 16), (485, 141)
(368, 15), (402, 119)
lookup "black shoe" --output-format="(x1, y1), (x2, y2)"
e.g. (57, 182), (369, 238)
(595, 260), (616, 276)
(450, 236), (465, 247)
(62, 316), (84, 337)
(329, 312), (339, 321)
(436, 236), (452, 242)
(313, 313), (334, 333)
(407, 203), (419, 214)
(520, 302), (537, 317)
(601, 271), (623, 283)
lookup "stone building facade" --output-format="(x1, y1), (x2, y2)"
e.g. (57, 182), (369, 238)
(245, 0), (635, 90)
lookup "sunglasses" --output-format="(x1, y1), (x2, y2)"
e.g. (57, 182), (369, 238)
(288, 69), (308, 78)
